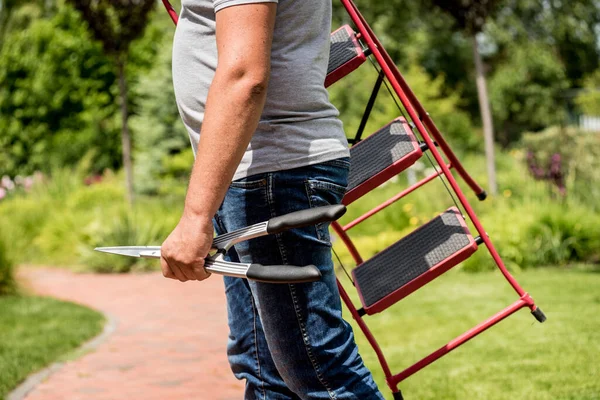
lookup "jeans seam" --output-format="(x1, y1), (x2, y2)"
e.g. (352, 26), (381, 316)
(288, 283), (337, 400)
(251, 295), (266, 400)
(304, 180), (335, 247)
(267, 173), (288, 264)
(304, 180), (324, 242)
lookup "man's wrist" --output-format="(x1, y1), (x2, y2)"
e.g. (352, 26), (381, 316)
(182, 205), (214, 226)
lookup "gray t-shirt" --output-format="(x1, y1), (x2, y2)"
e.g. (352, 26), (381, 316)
(172, 0), (350, 181)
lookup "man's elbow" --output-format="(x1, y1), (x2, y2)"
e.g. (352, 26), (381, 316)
(246, 76), (269, 97)
(219, 64), (270, 98)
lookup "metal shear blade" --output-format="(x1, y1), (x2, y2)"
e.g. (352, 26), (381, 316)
(95, 246), (161, 259)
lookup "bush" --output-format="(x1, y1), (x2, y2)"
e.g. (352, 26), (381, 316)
(78, 202), (179, 273)
(526, 203), (600, 266)
(0, 226), (17, 295)
(462, 199), (600, 272)
(0, 164), (182, 271)
(522, 126), (600, 207)
(2, 148), (596, 275)
(489, 43), (569, 145)
(328, 62), (480, 152)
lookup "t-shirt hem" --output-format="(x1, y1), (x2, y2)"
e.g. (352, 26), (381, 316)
(214, 0), (278, 13)
(232, 149), (351, 181)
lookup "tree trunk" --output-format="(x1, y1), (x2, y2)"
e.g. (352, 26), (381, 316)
(117, 57), (134, 206)
(472, 34), (498, 196)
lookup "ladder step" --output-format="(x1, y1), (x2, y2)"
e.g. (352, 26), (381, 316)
(353, 208), (478, 315)
(326, 25), (367, 87)
(343, 117), (422, 205)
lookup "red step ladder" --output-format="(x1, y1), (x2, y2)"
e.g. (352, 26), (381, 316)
(162, 1), (546, 398)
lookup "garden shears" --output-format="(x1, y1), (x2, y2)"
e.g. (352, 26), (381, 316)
(95, 205), (346, 284)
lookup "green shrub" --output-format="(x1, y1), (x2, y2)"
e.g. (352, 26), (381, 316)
(489, 43), (569, 145)
(462, 199), (600, 272)
(2, 148), (596, 276)
(0, 197), (52, 263)
(0, 163), (183, 271)
(522, 126), (600, 207)
(0, 226), (17, 295)
(328, 62), (479, 152)
(526, 203), (600, 266)
(77, 199), (180, 273)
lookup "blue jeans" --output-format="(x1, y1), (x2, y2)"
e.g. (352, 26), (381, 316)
(213, 158), (384, 400)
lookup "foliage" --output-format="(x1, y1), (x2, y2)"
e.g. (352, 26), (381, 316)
(68, 0), (154, 57)
(490, 0), (600, 87)
(329, 62), (480, 151)
(461, 199), (600, 272)
(522, 126), (600, 206)
(67, 0), (157, 204)
(0, 295), (104, 398)
(338, 0), (600, 145)
(489, 43), (569, 145)
(130, 37), (191, 196)
(0, 5), (120, 178)
(78, 203), (179, 273)
(429, 0), (501, 34)
(0, 160), (182, 272)
(0, 225), (16, 295)
(576, 70), (600, 116)
(0, 144), (598, 276)
(333, 148), (599, 273)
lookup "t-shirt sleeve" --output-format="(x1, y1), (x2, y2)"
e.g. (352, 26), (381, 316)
(213, 0), (278, 13)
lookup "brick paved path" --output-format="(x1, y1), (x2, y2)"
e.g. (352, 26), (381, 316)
(18, 268), (243, 400)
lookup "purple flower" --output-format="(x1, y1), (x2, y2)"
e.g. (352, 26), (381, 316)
(23, 176), (34, 190)
(1, 176), (14, 190)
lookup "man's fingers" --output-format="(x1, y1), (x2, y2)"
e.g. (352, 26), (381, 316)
(180, 264), (198, 281)
(192, 259), (210, 281)
(170, 263), (189, 282)
(160, 258), (177, 280)
(161, 256), (188, 282)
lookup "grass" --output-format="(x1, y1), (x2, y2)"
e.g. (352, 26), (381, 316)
(341, 267), (600, 400)
(0, 296), (105, 399)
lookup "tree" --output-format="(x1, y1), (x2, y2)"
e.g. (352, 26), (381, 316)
(429, 0), (501, 195)
(0, 6), (121, 177)
(1, 0), (56, 45)
(489, 43), (568, 145)
(68, 0), (155, 205)
(490, 0), (600, 87)
(576, 70), (600, 116)
(130, 37), (191, 196)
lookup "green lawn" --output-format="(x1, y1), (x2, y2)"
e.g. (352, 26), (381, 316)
(342, 267), (600, 400)
(0, 296), (105, 399)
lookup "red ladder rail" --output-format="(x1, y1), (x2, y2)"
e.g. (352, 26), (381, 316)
(340, 0), (532, 301)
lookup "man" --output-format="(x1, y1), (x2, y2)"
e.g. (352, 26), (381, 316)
(161, 0), (384, 398)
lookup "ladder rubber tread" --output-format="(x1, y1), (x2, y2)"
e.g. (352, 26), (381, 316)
(353, 208), (477, 314)
(328, 26), (358, 74)
(346, 118), (421, 198)
(326, 25), (366, 87)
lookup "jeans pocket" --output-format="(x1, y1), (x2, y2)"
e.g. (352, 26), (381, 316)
(229, 177), (267, 189)
(305, 179), (347, 245)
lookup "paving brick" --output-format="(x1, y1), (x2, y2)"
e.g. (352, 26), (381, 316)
(18, 268), (243, 400)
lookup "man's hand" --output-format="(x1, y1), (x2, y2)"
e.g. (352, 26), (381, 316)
(160, 213), (214, 282)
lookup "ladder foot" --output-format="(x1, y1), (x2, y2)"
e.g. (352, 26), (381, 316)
(393, 390), (404, 400)
(477, 190), (488, 201)
(531, 307), (547, 323)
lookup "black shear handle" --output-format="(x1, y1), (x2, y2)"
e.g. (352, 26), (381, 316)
(266, 205), (346, 235)
(246, 264), (321, 283)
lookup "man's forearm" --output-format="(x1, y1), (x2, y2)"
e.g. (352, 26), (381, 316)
(160, 3), (275, 282)
(182, 70), (269, 222)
